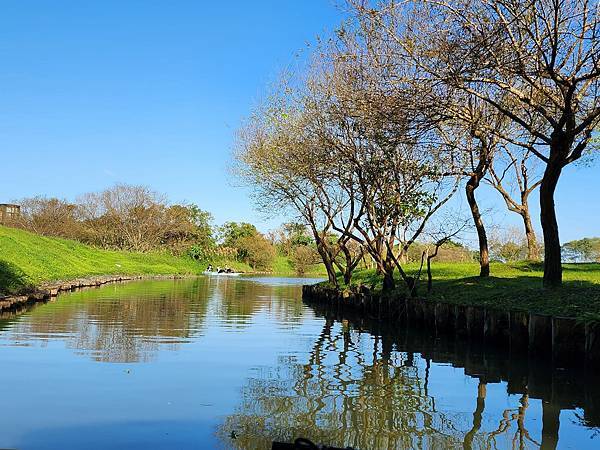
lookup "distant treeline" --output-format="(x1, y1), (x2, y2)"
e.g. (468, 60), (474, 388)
(7, 184), (314, 273)
(13, 184), (211, 255)
(7, 183), (596, 276)
(562, 238), (600, 263)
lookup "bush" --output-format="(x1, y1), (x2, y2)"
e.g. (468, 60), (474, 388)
(489, 228), (528, 262)
(16, 196), (81, 238)
(406, 241), (473, 263)
(237, 234), (276, 270)
(15, 185), (215, 256)
(290, 245), (320, 275)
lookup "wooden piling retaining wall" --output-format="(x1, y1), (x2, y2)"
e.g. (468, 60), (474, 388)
(302, 284), (600, 369)
(0, 274), (188, 314)
(305, 300), (600, 427)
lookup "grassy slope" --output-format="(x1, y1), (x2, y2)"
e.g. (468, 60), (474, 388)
(341, 261), (600, 321)
(0, 225), (250, 295)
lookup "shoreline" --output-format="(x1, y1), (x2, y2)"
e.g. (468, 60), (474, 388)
(0, 274), (196, 314)
(302, 283), (600, 369)
(307, 300), (600, 421)
(0, 269), (307, 315)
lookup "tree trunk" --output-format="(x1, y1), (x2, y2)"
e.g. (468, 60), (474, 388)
(466, 176), (490, 277)
(463, 382), (486, 450)
(382, 256), (395, 292)
(340, 244), (357, 286)
(316, 242), (338, 287)
(540, 401), (560, 450)
(521, 201), (540, 261)
(343, 268), (352, 286)
(382, 270), (395, 291)
(539, 157), (563, 287)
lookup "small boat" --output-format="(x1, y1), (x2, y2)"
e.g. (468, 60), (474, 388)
(203, 271), (242, 277)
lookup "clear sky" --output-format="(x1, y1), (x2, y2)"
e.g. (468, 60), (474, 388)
(0, 1), (597, 242)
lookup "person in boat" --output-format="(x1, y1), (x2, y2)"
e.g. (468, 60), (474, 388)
(226, 267), (233, 273)
(217, 267), (225, 274)
(206, 264), (213, 272)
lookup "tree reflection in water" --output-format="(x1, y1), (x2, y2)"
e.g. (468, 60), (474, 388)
(219, 313), (574, 450)
(2, 278), (304, 363)
(0, 278), (597, 448)
(3, 280), (212, 362)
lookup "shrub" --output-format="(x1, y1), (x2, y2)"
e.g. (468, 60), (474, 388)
(291, 245), (320, 275)
(237, 234), (276, 270)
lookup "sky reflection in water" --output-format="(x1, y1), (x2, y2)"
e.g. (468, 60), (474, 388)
(0, 277), (597, 449)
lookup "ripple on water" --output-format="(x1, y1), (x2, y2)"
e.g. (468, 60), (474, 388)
(0, 277), (597, 450)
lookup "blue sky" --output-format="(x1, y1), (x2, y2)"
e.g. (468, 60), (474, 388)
(0, 1), (597, 242)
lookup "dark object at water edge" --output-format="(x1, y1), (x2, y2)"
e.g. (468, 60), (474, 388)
(272, 437), (355, 450)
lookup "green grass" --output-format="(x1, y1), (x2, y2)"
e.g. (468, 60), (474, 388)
(270, 255), (328, 277)
(0, 225), (249, 295)
(334, 261), (600, 322)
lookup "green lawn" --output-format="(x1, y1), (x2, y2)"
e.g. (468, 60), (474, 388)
(0, 225), (248, 295)
(6, 224), (597, 321)
(337, 261), (600, 321)
(270, 255), (328, 278)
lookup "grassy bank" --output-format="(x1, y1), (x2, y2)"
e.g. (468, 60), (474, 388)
(0, 225), (249, 295)
(334, 261), (600, 322)
(270, 255), (328, 278)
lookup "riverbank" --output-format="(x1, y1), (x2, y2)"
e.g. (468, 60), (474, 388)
(0, 274), (190, 315)
(0, 225), (326, 313)
(303, 262), (600, 368)
(325, 262), (600, 322)
(0, 225), (247, 297)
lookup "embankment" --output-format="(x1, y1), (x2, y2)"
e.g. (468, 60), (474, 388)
(0, 225), (212, 312)
(0, 274), (189, 314)
(303, 283), (600, 369)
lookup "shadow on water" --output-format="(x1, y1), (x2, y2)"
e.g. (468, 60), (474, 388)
(219, 302), (600, 450)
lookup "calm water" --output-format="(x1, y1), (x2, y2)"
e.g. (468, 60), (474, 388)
(0, 277), (598, 449)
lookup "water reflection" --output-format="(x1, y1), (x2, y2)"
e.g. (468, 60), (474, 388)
(0, 277), (308, 363)
(220, 305), (600, 450)
(0, 277), (597, 449)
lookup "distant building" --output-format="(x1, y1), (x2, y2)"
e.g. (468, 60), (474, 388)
(0, 204), (20, 224)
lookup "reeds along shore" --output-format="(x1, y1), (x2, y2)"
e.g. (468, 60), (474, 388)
(302, 284), (600, 370)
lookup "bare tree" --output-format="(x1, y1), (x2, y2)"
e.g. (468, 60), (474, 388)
(355, 0), (600, 286)
(412, 0), (599, 286)
(311, 32), (462, 291)
(487, 142), (543, 260)
(16, 196), (80, 238)
(435, 103), (507, 277)
(234, 92), (342, 286)
(77, 184), (168, 251)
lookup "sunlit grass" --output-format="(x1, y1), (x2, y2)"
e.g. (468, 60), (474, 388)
(270, 255), (328, 277)
(0, 225), (248, 295)
(336, 261), (600, 321)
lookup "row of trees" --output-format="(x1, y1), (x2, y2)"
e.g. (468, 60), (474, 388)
(10, 185), (321, 272)
(236, 0), (599, 289)
(15, 184), (213, 254)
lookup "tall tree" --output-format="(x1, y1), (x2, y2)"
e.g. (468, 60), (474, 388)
(234, 92), (343, 286)
(356, 0), (600, 287)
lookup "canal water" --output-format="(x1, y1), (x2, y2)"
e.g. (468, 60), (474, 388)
(0, 277), (597, 449)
